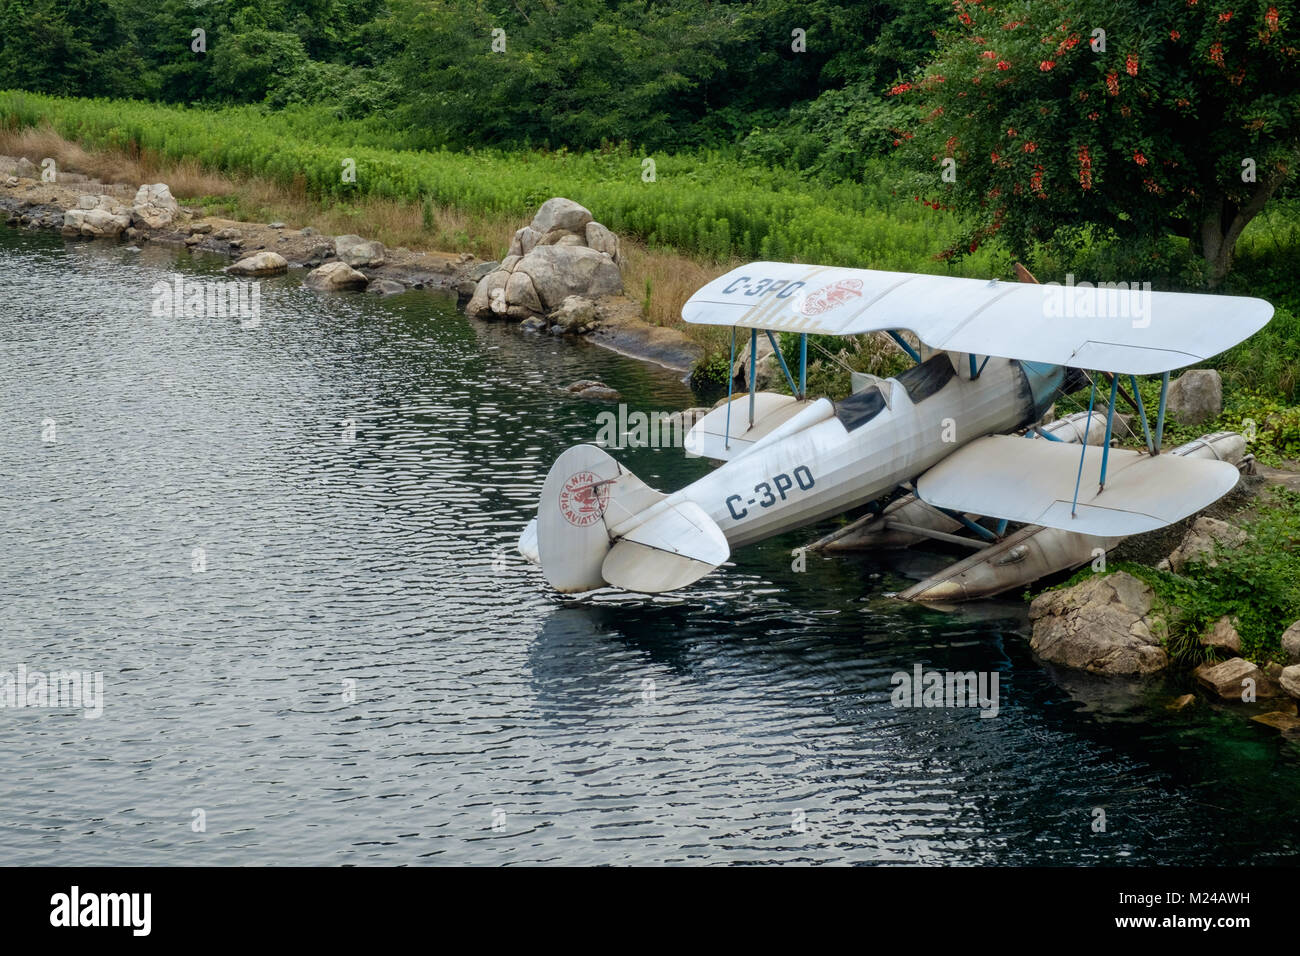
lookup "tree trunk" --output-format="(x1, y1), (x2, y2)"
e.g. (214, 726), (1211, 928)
(1198, 152), (1297, 287)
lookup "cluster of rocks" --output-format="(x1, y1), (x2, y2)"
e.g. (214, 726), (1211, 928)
(1028, 514), (1300, 733)
(466, 198), (623, 335)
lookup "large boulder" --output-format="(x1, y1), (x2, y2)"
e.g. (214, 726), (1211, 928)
(1166, 369), (1222, 425)
(62, 195), (131, 237)
(131, 183), (180, 229)
(515, 244), (622, 311)
(227, 251), (288, 276)
(1028, 571), (1169, 675)
(334, 234), (386, 268)
(1281, 621), (1300, 664)
(469, 199), (623, 320)
(531, 197), (593, 235)
(1281, 665), (1300, 699)
(305, 261), (368, 290)
(1195, 657), (1283, 701)
(1166, 516), (1247, 573)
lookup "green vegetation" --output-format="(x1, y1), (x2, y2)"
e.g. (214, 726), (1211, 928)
(898, 0), (1300, 285)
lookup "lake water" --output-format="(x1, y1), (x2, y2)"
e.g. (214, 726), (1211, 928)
(1, 227), (1298, 865)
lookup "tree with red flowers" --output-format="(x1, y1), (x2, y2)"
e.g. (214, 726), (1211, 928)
(896, 0), (1300, 284)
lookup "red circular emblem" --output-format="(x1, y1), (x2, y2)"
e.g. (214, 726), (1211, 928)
(559, 471), (610, 527)
(800, 277), (864, 316)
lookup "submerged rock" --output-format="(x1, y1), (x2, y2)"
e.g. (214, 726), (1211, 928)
(1194, 657), (1283, 700)
(1028, 571), (1169, 675)
(227, 251), (288, 276)
(565, 379), (620, 400)
(366, 279), (405, 296)
(305, 261), (368, 290)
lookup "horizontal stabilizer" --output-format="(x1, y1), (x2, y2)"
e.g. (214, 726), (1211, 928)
(602, 500), (729, 593)
(915, 434), (1240, 537)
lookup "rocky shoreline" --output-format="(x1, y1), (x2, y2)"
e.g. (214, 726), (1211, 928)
(0, 164), (702, 374)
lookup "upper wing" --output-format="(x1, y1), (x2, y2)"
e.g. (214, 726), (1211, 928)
(914, 434), (1240, 537)
(681, 262), (1273, 374)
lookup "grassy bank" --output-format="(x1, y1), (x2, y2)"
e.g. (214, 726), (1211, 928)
(2, 91), (1298, 405)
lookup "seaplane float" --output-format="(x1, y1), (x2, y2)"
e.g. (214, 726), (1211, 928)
(517, 262), (1272, 600)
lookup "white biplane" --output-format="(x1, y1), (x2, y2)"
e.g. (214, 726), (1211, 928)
(518, 262), (1272, 596)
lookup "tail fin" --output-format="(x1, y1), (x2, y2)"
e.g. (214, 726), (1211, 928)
(526, 443), (729, 593)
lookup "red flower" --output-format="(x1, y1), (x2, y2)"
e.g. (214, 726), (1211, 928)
(1023, 141), (1037, 152)
(1218, 10), (1233, 22)
(959, 11), (972, 24)
(1208, 42), (1224, 65)
(1105, 72), (1120, 95)
(1040, 60), (1056, 70)
(1133, 150), (1148, 166)
(981, 50), (997, 58)
(996, 60), (1011, 70)
(1266, 7), (1279, 31)
(1125, 54), (1139, 75)
(1170, 29), (1181, 40)
(1007, 127), (1017, 136)
(889, 82), (913, 95)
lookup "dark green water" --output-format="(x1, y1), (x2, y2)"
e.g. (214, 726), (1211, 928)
(1, 226), (1297, 865)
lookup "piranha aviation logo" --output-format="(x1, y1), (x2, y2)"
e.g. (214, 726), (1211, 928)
(559, 471), (610, 527)
(799, 277), (864, 316)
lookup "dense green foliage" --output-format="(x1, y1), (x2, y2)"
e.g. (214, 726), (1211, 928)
(0, 0), (942, 162)
(896, 0), (1300, 282)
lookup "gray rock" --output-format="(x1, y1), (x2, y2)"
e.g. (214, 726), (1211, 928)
(301, 227), (317, 236)
(469, 260), (499, 281)
(15, 157), (37, 179)
(1200, 615), (1242, 654)
(131, 183), (180, 230)
(226, 251), (288, 276)
(1166, 369), (1223, 425)
(1195, 657), (1283, 700)
(305, 261), (368, 290)
(1166, 516), (1247, 573)
(530, 197), (593, 235)
(507, 226), (544, 258)
(334, 234), (385, 268)
(514, 244), (622, 311)
(1281, 665), (1300, 699)
(466, 271), (509, 318)
(504, 271), (543, 316)
(1281, 621), (1300, 664)
(268, 221), (285, 229)
(552, 295), (596, 331)
(519, 316), (547, 332)
(366, 279), (405, 296)
(1027, 571), (1169, 675)
(189, 223), (212, 235)
(585, 220), (621, 261)
(62, 202), (131, 238)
